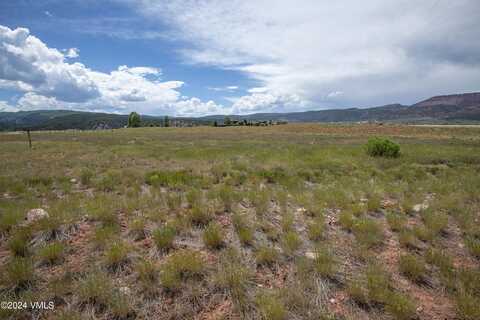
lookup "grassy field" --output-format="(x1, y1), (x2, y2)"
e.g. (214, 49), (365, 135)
(0, 123), (479, 320)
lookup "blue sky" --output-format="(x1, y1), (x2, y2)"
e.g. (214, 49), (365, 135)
(1, 0), (479, 116)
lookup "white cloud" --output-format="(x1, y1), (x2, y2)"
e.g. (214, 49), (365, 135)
(0, 100), (18, 112)
(0, 25), (226, 116)
(128, 0), (480, 110)
(0, 25), (99, 102)
(207, 85), (238, 92)
(65, 48), (79, 58)
(44, 11), (53, 18)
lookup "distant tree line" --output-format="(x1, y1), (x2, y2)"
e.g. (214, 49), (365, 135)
(215, 117), (288, 127)
(126, 112), (288, 129)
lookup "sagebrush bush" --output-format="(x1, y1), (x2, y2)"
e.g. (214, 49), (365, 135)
(366, 137), (400, 158)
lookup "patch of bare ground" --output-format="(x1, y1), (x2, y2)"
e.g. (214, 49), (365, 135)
(442, 217), (478, 269)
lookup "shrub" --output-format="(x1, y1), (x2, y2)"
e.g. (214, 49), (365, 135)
(399, 254), (426, 283)
(422, 210), (449, 236)
(256, 245), (279, 266)
(366, 137), (400, 158)
(256, 291), (286, 320)
(38, 242), (65, 265)
(203, 222), (224, 249)
(152, 225), (176, 251)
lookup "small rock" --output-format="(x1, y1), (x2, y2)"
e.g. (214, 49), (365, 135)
(119, 286), (131, 295)
(329, 298), (336, 304)
(360, 198), (368, 203)
(412, 203), (428, 213)
(296, 207), (307, 215)
(26, 208), (49, 224)
(70, 178), (77, 183)
(305, 251), (316, 259)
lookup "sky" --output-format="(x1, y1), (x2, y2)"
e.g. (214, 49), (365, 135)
(0, 0), (479, 116)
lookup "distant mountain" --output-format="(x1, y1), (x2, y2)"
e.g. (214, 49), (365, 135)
(1, 92), (479, 131)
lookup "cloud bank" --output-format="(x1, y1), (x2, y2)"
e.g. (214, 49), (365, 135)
(0, 25), (223, 116)
(128, 0), (480, 110)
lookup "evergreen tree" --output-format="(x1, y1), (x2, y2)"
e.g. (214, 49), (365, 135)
(164, 116), (170, 127)
(127, 112), (141, 127)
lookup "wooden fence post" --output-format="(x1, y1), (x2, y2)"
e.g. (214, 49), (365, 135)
(26, 129), (32, 149)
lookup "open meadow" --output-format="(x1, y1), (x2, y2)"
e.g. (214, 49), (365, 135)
(1, 124), (479, 320)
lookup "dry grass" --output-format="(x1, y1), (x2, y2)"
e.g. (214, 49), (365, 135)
(0, 124), (479, 319)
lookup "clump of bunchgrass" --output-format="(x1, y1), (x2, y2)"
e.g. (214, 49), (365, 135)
(307, 215), (325, 241)
(215, 248), (253, 315)
(386, 211), (407, 232)
(2, 257), (35, 288)
(280, 231), (302, 256)
(256, 245), (279, 266)
(129, 217), (146, 240)
(352, 217), (384, 248)
(188, 205), (213, 226)
(77, 271), (113, 308)
(233, 213), (254, 245)
(256, 291), (286, 320)
(311, 246), (337, 278)
(399, 254), (427, 283)
(203, 221), (224, 249)
(385, 291), (416, 320)
(37, 241), (65, 265)
(160, 249), (205, 291)
(152, 225), (176, 251)
(103, 241), (131, 270)
(7, 227), (32, 256)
